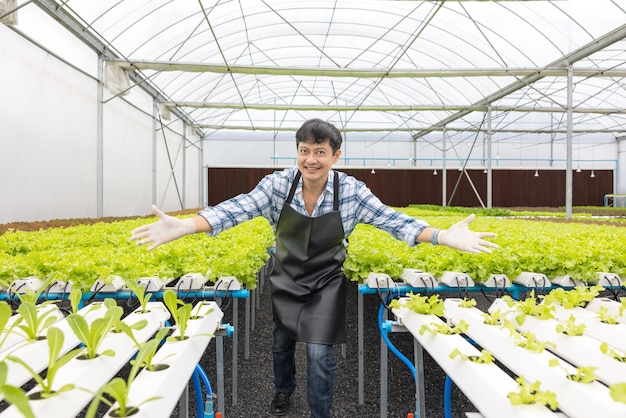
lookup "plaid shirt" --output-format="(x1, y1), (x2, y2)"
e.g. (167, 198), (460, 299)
(199, 166), (429, 246)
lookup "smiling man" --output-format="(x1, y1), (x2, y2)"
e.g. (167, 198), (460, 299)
(131, 118), (498, 418)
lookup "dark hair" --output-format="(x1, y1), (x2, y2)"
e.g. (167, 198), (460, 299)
(295, 119), (342, 154)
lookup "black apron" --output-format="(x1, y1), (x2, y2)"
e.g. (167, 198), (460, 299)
(269, 171), (348, 345)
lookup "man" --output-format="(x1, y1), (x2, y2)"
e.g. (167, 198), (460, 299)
(131, 118), (497, 417)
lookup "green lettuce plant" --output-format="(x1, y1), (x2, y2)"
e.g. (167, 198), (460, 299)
(600, 342), (626, 362)
(0, 361), (34, 418)
(66, 302), (123, 359)
(502, 321), (556, 353)
(16, 302), (59, 342)
(548, 358), (597, 384)
(419, 320), (468, 336)
(128, 327), (171, 371)
(508, 376), (558, 410)
(163, 290), (193, 342)
(7, 327), (80, 399)
(555, 315), (586, 336)
(85, 334), (162, 418)
(389, 293), (444, 316)
(481, 309), (503, 325)
(0, 301), (23, 350)
(124, 279), (153, 314)
(449, 348), (494, 364)
(543, 285), (603, 309)
(610, 383), (626, 404)
(596, 306), (620, 324)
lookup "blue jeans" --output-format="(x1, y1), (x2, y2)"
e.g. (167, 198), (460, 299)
(272, 325), (336, 418)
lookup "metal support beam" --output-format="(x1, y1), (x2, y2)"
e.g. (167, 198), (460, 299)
(487, 105), (493, 209)
(34, 0), (197, 129)
(161, 101), (626, 115)
(107, 59), (626, 79)
(413, 24), (626, 140)
(97, 55), (104, 218)
(196, 124), (626, 134)
(442, 128), (447, 207)
(566, 66), (574, 220)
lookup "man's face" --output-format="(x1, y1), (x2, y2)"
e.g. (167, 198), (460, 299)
(297, 139), (341, 184)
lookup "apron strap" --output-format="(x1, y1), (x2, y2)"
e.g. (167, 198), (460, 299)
(333, 171), (339, 211)
(286, 171), (301, 205)
(286, 170), (339, 210)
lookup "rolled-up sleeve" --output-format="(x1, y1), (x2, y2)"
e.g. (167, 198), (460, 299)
(198, 176), (276, 236)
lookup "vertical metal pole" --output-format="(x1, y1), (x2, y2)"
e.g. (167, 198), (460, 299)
(232, 298), (239, 406)
(245, 297), (250, 360)
(414, 340), (426, 418)
(96, 55), (104, 218)
(178, 384), (189, 418)
(380, 308), (388, 418)
(487, 105), (493, 209)
(358, 291), (364, 404)
(216, 334), (225, 414)
(182, 122), (187, 209)
(566, 65), (573, 219)
(442, 128), (447, 207)
(200, 133), (205, 208)
(152, 99), (158, 206)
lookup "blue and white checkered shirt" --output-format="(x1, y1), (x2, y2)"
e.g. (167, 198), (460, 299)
(199, 167), (429, 246)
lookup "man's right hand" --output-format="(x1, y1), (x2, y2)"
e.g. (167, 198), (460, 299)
(130, 205), (196, 250)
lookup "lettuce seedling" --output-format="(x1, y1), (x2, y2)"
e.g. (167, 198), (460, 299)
(502, 321), (556, 353)
(549, 358), (598, 384)
(129, 327), (171, 371)
(8, 327), (80, 399)
(555, 315), (586, 336)
(66, 302), (123, 359)
(508, 376), (558, 410)
(596, 306), (619, 325)
(610, 382), (626, 404)
(389, 292), (444, 316)
(543, 285), (603, 309)
(600, 342), (626, 363)
(449, 348), (494, 364)
(481, 309), (503, 326)
(0, 301), (23, 350)
(85, 331), (162, 418)
(0, 361), (34, 418)
(163, 289), (193, 342)
(124, 279), (153, 314)
(419, 320), (468, 336)
(16, 302), (59, 342)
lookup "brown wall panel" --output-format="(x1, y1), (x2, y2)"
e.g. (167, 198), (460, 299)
(207, 167), (614, 208)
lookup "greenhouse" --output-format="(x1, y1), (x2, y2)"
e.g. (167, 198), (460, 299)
(1, 1), (626, 417)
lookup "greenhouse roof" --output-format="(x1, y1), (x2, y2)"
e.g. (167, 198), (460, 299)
(7, 0), (626, 141)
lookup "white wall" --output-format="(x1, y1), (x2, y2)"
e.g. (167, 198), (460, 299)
(0, 23), (202, 224)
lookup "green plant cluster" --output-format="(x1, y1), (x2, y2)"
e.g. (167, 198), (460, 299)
(0, 215), (274, 291)
(344, 206), (626, 283)
(1, 205), (626, 289)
